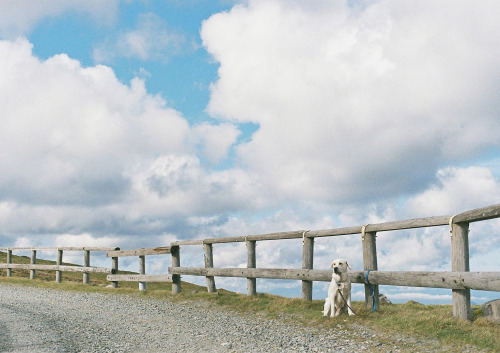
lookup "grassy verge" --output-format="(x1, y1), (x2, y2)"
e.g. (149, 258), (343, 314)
(1, 251), (498, 352)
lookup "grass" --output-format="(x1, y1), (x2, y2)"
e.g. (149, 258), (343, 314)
(1, 251), (499, 352)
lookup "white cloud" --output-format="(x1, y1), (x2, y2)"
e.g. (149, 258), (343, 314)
(384, 291), (452, 303)
(0, 38), (252, 241)
(54, 233), (121, 248)
(202, 0), (500, 205)
(0, 38), (189, 206)
(0, 0), (119, 38)
(190, 122), (241, 165)
(129, 154), (264, 217)
(93, 12), (186, 63)
(407, 166), (500, 216)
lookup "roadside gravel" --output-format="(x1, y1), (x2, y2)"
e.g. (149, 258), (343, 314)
(0, 284), (472, 352)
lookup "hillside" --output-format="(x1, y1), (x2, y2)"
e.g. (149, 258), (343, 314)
(0, 250), (498, 352)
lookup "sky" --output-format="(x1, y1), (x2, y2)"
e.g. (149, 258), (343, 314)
(0, 0), (500, 304)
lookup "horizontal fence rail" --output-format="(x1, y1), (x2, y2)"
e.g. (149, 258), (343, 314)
(106, 247), (171, 257)
(0, 247), (119, 251)
(106, 274), (173, 282)
(168, 268), (500, 292)
(350, 271), (500, 292)
(170, 216), (452, 246)
(168, 267), (333, 281)
(0, 264), (111, 274)
(170, 203), (500, 246)
(1, 247), (118, 284)
(105, 247), (173, 290)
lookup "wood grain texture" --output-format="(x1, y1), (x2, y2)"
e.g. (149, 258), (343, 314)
(0, 247), (119, 251)
(168, 267), (500, 291)
(451, 222), (472, 320)
(6, 249), (12, 277)
(111, 256), (119, 288)
(301, 237), (314, 301)
(246, 240), (257, 296)
(171, 246), (181, 294)
(452, 203), (500, 223)
(56, 250), (63, 283)
(139, 255), (147, 291)
(30, 250), (36, 280)
(83, 250), (90, 284)
(106, 247), (171, 257)
(107, 274), (172, 282)
(0, 264), (112, 273)
(203, 243), (216, 293)
(362, 231), (379, 308)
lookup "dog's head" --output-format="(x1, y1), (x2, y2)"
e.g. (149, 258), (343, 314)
(330, 258), (351, 275)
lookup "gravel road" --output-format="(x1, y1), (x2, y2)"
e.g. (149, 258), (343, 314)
(0, 284), (461, 353)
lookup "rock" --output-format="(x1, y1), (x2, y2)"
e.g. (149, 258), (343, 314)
(482, 299), (500, 323)
(379, 293), (392, 305)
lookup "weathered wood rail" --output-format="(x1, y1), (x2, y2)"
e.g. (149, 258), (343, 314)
(105, 247), (173, 290)
(0, 247), (118, 283)
(168, 268), (500, 292)
(167, 203), (500, 321)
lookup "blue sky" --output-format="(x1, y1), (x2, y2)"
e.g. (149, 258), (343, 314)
(30, 1), (230, 125)
(0, 0), (500, 304)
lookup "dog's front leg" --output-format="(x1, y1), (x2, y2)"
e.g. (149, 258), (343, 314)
(329, 294), (338, 317)
(323, 298), (331, 317)
(347, 294), (355, 316)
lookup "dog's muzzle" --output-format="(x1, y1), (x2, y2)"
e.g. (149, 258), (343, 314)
(333, 267), (340, 274)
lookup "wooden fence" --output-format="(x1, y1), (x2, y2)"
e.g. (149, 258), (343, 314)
(105, 247), (173, 290)
(1, 203), (499, 321)
(166, 203), (500, 321)
(0, 247), (118, 283)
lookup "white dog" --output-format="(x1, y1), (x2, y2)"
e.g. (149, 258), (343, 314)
(323, 258), (355, 317)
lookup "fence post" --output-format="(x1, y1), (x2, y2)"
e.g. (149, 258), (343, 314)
(30, 249), (36, 280)
(246, 240), (257, 296)
(362, 230), (379, 309)
(203, 243), (217, 293)
(139, 255), (147, 291)
(83, 249), (90, 284)
(302, 235), (314, 301)
(451, 222), (472, 320)
(111, 255), (119, 288)
(7, 249), (12, 277)
(171, 245), (181, 294)
(56, 249), (63, 283)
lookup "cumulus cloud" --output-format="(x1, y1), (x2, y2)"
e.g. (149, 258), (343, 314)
(129, 154), (264, 217)
(190, 123), (241, 165)
(382, 290), (452, 304)
(202, 0), (500, 205)
(0, 38), (189, 206)
(407, 166), (500, 216)
(0, 38), (250, 244)
(0, 0), (119, 37)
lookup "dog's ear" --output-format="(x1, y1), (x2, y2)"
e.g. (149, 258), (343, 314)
(330, 261), (335, 269)
(346, 261), (352, 270)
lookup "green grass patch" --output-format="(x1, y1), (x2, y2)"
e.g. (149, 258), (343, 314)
(1, 251), (499, 352)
